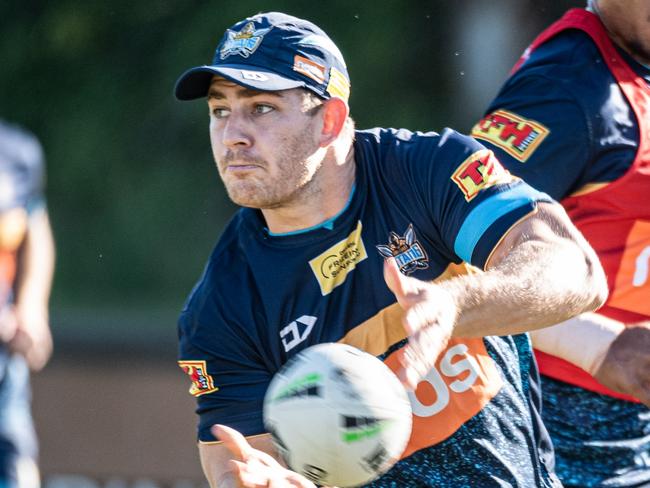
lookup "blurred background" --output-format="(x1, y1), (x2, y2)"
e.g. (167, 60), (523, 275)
(1, 0), (581, 486)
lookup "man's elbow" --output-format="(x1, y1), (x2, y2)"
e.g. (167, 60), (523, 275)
(581, 248), (608, 313)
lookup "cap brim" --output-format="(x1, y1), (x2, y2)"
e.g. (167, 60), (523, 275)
(174, 65), (305, 100)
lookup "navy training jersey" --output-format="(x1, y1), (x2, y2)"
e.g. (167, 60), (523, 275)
(178, 128), (560, 487)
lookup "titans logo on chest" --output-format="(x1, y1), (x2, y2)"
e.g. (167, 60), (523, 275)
(376, 224), (429, 275)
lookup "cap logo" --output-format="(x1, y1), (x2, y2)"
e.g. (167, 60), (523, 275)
(220, 22), (271, 59)
(241, 70), (269, 81)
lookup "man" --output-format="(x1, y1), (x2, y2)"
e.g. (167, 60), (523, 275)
(471, 1), (650, 486)
(0, 119), (55, 487)
(175, 12), (607, 487)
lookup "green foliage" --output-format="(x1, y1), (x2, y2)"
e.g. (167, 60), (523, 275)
(0, 0), (580, 330)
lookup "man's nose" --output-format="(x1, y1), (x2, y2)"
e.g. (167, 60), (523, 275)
(222, 112), (252, 148)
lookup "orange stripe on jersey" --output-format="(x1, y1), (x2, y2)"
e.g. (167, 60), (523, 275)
(339, 263), (481, 354)
(339, 301), (407, 355)
(385, 338), (502, 457)
(339, 262), (502, 456)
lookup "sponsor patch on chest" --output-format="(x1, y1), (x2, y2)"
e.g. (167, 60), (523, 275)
(309, 221), (367, 295)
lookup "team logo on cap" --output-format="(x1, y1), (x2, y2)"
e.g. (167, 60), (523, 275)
(376, 224), (428, 275)
(220, 22), (271, 59)
(178, 360), (218, 397)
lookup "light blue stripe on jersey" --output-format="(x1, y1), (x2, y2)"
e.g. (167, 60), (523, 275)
(454, 185), (551, 263)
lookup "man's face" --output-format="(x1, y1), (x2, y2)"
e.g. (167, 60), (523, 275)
(599, 0), (650, 65)
(207, 77), (325, 209)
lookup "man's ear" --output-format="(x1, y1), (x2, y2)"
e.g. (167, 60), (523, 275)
(319, 97), (349, 147)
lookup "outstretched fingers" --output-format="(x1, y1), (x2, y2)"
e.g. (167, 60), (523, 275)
(213, 424), (254, 462)
(383, 258), (420, 310)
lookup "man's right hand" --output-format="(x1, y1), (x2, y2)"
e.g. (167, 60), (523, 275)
(594, 322), (650, 407)
(213, 425), (318, 488)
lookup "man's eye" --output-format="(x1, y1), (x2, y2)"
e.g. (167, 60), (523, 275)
(254, 104), (274, 115)
(211, 107), (230, 118)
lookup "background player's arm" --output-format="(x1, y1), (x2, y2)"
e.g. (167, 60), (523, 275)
(531, 316), (650, 406)
(199, 426), (319, 488)
(11, 207), (55, 371)
(385, 201), (608, 388)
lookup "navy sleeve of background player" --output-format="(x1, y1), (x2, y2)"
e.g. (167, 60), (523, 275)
(177, 258), (273, 442)
(414, 130), (553, 269)
(471, 74), (591, 200)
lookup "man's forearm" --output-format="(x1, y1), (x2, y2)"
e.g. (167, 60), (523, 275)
(441, 206), (607, 338)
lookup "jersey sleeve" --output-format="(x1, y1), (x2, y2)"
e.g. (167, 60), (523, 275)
(471, 74), (591, 200)
(413, 130), (553, 269)
(177, 259), (272, 442)
(0, 122), (46, 213)
(25, 137), (46, 213)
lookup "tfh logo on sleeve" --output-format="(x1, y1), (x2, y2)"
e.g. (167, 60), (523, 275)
(451, 149), (515, 201)
(471, 109), (549, 162)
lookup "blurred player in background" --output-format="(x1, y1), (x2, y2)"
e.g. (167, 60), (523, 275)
(175, 12), (607, 488)
(471, 1), (650, 486)
(0, 119), (55, 488)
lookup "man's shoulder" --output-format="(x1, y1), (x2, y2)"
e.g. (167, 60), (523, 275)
(354, 127), (480, 164)
(355, 127), (439, 146)
(180, 211), (257, 324)
(484, 29), (616, 137)
(508, 29), (612, 98)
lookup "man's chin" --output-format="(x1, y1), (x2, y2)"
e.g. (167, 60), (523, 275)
(226, 187), (269, 209)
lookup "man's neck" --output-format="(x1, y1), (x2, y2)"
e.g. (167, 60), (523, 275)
(589, 1), (650, 67)
(261, 147), (356, 235)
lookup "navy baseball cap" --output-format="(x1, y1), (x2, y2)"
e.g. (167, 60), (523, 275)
(174, 12), (350, 102)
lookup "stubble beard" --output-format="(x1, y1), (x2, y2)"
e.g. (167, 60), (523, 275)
(219, 125), (321, 209)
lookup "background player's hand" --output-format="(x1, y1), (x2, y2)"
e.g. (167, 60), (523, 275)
(213, 425), (318, 488)
(383, 258), (457, 390)
(9, 304), (52, 371)
(594, 322), (650, 407)
(0, 305), (19, 344)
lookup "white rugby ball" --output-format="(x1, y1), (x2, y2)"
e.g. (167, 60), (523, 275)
(263, 343), (412, 487)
